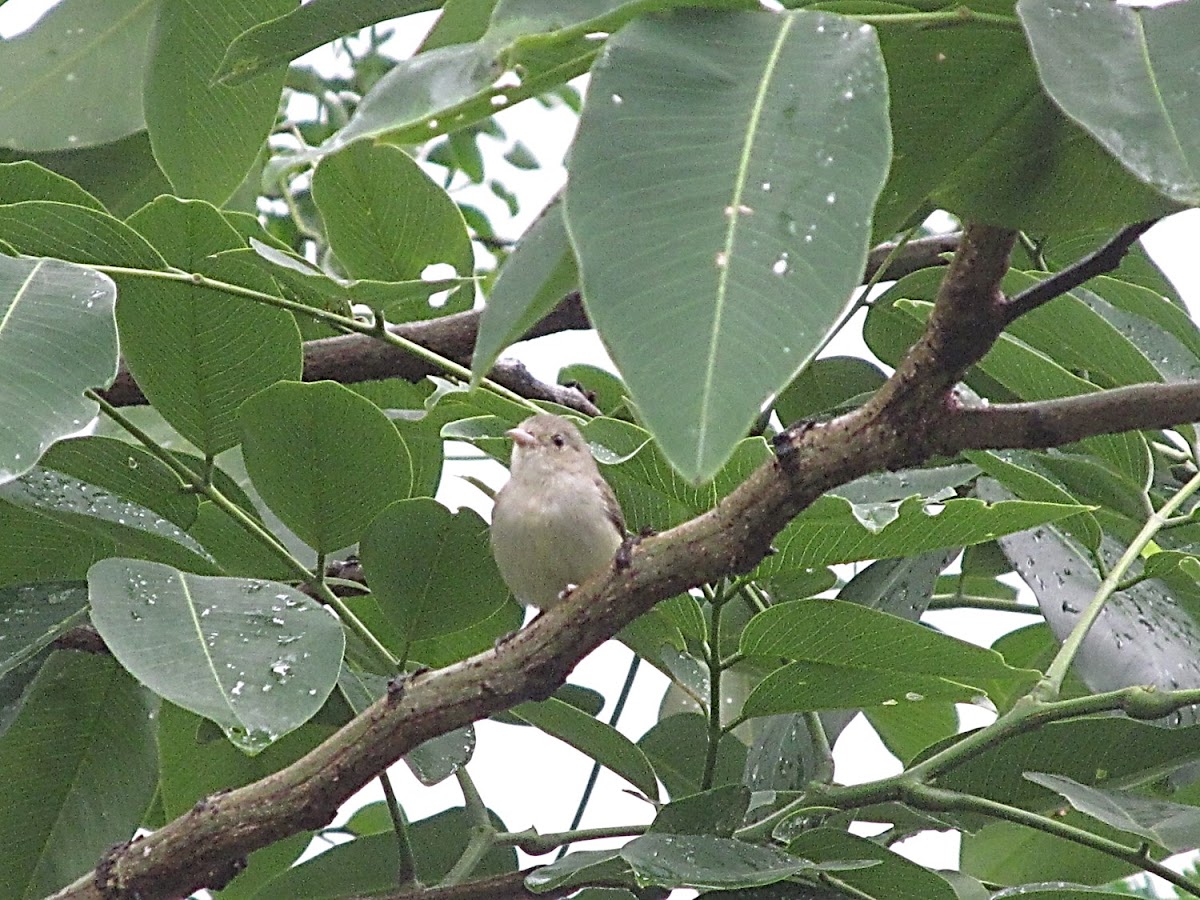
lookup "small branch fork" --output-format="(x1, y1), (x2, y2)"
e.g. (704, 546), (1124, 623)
(60, 222), (1200, 900)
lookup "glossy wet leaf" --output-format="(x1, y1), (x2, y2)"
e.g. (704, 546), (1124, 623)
(620, 832), (816, 889)
(88, 558), (344, 753)
(0, 257), (118, 484)
(566, 8), (890, 480)
(1019, 0), (1200, 204)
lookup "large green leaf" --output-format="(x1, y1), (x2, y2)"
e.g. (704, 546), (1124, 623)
(0, 652), (157, 899)
(358, 498), (509, 649)
(144, 0), (293, 204)
(88, 558), (345, 753)
(0, 0), (155, 151)
(566, 8), (890, 481)
(740, 600), (1035, 693)
(939, 717), (1200, 809)
(754, 492), (1086, 574)
(0, 256), (118, 483)
(787, 829), (958, 900)
(312, 141), (473, 283)
(875, 23), (1175, 236)
(0, 502), (113, 590)
(240, 381), (416, 552)
(1019, 0), (1200, 205)
(510, 696), (659, 799)
(216, 0), (442, 84)
(0, 161), (105, 209)
(116, 253), (303, 455)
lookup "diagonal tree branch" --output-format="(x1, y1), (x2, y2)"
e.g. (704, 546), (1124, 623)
(58, 223), (1192, 900)
(97, 234), (960, 414)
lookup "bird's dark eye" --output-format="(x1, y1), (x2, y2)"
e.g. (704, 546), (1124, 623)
(551, 433), (566, 448)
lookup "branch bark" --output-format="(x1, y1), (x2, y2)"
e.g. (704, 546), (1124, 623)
(60, 224), (1191, 900)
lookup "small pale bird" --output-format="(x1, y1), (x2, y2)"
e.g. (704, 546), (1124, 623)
(490, 413), (626, 609)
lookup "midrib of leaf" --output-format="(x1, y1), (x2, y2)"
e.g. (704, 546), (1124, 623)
(180, 574), (243, 727)
(698, 16), (794, 474)
(0, 260), (39, 340)
(1133, 16), (1189, 179)
(0, 0), (156, 118)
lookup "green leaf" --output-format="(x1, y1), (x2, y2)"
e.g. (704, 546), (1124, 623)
(472, 193), (578, 384)
(216, 0), (443, 84)
(650, 785), (751, 837)
(115, 252), (303, 455)
(0, 0), (154, 151)
(525, 848), (633, 893)
(144, 0), (293, 204)
(638, 713), (746, 798)
(756, 493), (1086, 574)
(19, 132), (173, 219)
(0, 200), (165, 268)
(0, 161), (105, 209)
(88, 558), (345, 753)
(741, 600), (1035, 693)
(940, 717), (1200, 810)
(359, 498), (509, 648)
(510, 697), (659, 799)
(0, 256), (118, 482)
(254, 808), (516, 898)
(1019, 0), (1200, 204)
(126, 195), (245, 265)
(864, 699), (959, 766)
(876, 23), (1175, 236)
(620, 832), (816, 890)
(312, 140), (473, 282)
(240, 381), (417, 552)
(775, 356), (887, 423)
(41, 435), (198, 530)
(0, 652), (157, 899)
(787, 829), (958, 900)
(742, 659), (984, 717)
(0, 582), (89, 678)
(1027, 772), (1200, 854)
(0, 502), (113, 589)
(0, 466), (215, 573)
(566, 9), (890, 481)
(962, 818), (1154, 887)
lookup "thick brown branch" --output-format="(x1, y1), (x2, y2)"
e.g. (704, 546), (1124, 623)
(97, 235), (956, 415)
(933, 382), (1200, 453)
(73, 225), (1192, 900)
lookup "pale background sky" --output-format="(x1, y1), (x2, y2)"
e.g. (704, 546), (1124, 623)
(2, 1), (1198, 895)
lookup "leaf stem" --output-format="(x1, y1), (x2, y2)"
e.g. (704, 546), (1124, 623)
(87, 390), (400, 671)
(1041, 470), (1200, 697)
(91, 264), (539, 412)
(906, 784), (1200, 898)
(379, 772), (417, 887)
